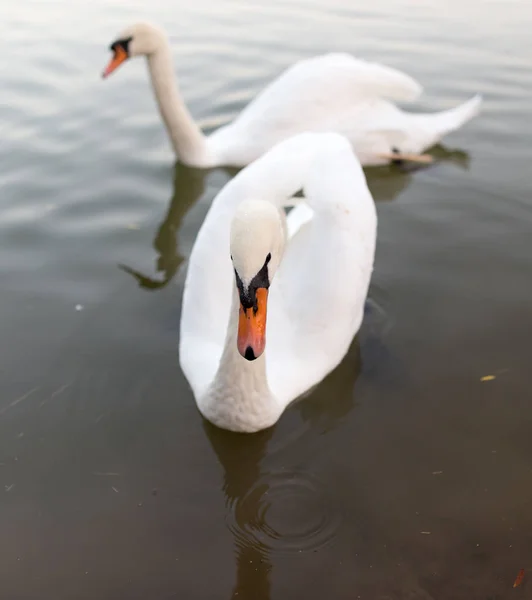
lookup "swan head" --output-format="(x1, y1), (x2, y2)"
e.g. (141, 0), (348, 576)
(230, 200), (285, 362)
(102, 22), (167, 78)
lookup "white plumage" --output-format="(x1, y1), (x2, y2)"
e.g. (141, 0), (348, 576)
(179, 132), (377, 432)
(104, 22), (482, 168)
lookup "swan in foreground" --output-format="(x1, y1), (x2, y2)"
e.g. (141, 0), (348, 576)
(179, 132), (377, 432)
(102, 22), (482, 169)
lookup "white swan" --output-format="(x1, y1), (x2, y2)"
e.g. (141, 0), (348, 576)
(102, 22), (482, 169)
(178, 132), (377, 432)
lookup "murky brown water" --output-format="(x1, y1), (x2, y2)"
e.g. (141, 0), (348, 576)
(1, 0), (532, 598)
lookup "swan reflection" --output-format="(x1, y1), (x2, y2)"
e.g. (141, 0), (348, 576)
(202, 335), (362, 599)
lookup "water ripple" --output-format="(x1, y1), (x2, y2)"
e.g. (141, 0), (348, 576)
(226, 470), (341, 557)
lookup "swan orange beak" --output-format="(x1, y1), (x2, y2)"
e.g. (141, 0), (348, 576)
(237, 288), (268, 361)
(102, 46), (128, 79)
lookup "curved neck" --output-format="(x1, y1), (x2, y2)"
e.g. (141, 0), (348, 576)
(147, 45), (210, 166)
(232, 132), (325, 206)
(199, 287), (280, 433)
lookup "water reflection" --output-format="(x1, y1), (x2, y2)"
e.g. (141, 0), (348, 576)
(119, 162), (210, 289)
(201, 336), (362, 599)
(203, 420), (274, 599)
(365, 144), (471, 201)
(292, 335), (362, 434)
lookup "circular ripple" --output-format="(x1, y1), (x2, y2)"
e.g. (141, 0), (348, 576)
(226, 470), (341, 556)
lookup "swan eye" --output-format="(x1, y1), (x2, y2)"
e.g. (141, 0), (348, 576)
(265, 253), (271, 264)
(109, 36), (133, 55)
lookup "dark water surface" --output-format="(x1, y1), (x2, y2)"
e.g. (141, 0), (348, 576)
(1, 0), (532, 598)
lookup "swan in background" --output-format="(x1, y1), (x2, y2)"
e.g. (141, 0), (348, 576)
(178, 132), (377, 432)
(102, 22), (482, 169)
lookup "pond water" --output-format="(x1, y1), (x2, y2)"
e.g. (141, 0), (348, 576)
(1, 0), (531, 598)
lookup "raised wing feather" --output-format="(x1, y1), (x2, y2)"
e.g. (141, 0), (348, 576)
(210, 53), (422, 164)
(236, 53), (422, 127)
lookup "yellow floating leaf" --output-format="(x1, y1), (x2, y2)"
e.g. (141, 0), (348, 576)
(126, 223), (140, 230)
(480, 375), (496, 382)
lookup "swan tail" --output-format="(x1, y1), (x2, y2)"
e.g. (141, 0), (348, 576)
(418, 94), (483, 145)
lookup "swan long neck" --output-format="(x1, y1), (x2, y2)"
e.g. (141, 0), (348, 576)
(147, 44), (210, 166)
(199, 287), (281, 433)
(233, 132), (329, 206)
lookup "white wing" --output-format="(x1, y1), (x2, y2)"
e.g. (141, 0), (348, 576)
(209, 53), (422, 165)
(266, 135), (377, 405)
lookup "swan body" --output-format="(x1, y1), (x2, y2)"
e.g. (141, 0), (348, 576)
(179, 132), (377, 432)
(103, 22), (482, 169)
